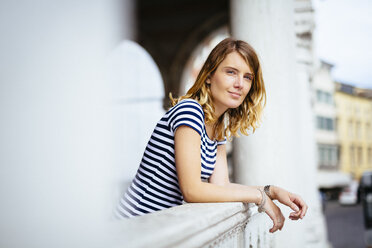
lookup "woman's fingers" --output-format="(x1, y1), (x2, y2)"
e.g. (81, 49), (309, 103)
(289, 211), (301, 220)
(266, 209), (277, 233)
(289, 201), (300, 212)
(270, 217), (281, 233)
(300, 202), (308, 218)
(265, 202), (285, 233)
(264, 192), (310, 232)
(271, 215), (285, 232)
(292, 195), (308, 219)
(278, 191), (300, 212)
(289, 203), (308, 220)
(287, 194), (308, 220)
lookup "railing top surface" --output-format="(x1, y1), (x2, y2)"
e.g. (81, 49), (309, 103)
(115, 202), (254, 248)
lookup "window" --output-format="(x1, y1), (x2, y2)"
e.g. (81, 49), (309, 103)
(326, 93), (333, 104)
(316, 90), (334, 105)
(316, 116), (322, 129)
(326, 119), (334, 130)
(348, 120), (353, 138)
(350, 146), (355, 168)
(358, 147), (363, 166)
(356, 122), (361, 140)
(316, 116), (335, 131)
(317, 144), (338, 167)
(316, 90), (322, 102)
(318, 145), (324, 164)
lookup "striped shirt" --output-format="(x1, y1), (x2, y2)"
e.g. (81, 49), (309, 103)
(116, 99), (226, 218)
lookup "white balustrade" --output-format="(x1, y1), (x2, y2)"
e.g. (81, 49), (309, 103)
(116, 203), (272, 248)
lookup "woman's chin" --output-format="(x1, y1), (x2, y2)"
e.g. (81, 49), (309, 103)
(227, 103), (242, 109)
(228, 99), (245, 108)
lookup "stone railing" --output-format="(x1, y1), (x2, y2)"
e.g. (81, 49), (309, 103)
(118, 202), (272, 248)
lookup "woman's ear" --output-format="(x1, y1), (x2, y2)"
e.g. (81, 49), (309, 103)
(206, 77), (211, 85)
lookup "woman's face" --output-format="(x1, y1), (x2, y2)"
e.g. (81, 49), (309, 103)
(206, 51), (253, 116)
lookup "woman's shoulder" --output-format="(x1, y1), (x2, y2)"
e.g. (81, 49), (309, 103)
(167, 98), (206, 136)
(178, 98), (202, 108)
(170, 98), (204, 115)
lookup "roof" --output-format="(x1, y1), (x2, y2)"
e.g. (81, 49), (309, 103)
(335, 82), (372, 99)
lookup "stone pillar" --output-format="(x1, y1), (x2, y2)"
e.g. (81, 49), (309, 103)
(231, 0), (298, 189)
(0, 0), (134, 247)
(231, 0), (327, 247)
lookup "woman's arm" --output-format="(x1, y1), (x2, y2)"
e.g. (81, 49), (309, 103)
(222, 183), (306, 220)
(175, 126), (288, 232)
(209, 140), (307, 220)
(174, 126), (262, 204)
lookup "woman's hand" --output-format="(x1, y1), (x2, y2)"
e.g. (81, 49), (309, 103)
(262, 196), (285, 233)
(272, 186), (308, 220)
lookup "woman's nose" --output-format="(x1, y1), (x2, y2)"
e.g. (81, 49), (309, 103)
(234, 76), (243, 88)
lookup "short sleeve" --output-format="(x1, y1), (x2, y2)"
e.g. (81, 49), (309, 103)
(217, 137), (227, 146)
(169, 100), (204, 136)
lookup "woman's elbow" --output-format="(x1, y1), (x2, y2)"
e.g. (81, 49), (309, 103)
(181, 184), (202, 203)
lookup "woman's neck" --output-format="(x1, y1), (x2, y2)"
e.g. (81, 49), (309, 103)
(213, 104), (227, 119)
(205, 123), (215, 141)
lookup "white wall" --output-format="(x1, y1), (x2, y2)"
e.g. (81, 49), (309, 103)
(0, 1), (134, 247)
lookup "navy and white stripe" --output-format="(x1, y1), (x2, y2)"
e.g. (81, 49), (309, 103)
(117, 99), (226, 218)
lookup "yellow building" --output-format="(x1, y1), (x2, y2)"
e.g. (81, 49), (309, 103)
(335, 82), (372, 179)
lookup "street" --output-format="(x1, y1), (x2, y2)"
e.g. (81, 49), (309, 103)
(324, 200), (366, 248)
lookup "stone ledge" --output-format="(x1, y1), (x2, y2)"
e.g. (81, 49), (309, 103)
(118, 202), (255, 248)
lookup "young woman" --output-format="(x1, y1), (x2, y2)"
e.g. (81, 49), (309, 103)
(117, 38), (308, 233)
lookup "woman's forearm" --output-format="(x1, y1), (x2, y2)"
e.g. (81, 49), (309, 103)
(225, 183), (263, 193)
(183, 181), (263, 204)
(226, 183), (277, 200)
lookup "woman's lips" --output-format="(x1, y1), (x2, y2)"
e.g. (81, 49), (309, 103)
(228, 91), (241, 98)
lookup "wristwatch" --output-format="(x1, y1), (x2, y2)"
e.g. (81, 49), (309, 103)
(264, 185), (273, 200)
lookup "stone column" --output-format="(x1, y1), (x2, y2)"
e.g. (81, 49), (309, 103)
(0, 0), (134, 247)
(231, 0), (298, 190)
(231, 0), (327, 247)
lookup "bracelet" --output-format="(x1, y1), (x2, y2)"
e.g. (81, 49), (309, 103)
(256, 188), (266, 213)
(264, 185), (273, 200)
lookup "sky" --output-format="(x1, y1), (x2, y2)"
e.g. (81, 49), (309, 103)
(313, 0), (372, 89)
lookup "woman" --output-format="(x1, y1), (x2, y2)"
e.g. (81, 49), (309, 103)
(117, 38), (308, 233)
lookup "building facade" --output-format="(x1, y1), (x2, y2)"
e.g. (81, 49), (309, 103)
(335, 83), (372, 179)
(312, 61), (351, 190)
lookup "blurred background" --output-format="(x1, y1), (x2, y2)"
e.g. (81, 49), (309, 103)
(0, 0), (371, 247)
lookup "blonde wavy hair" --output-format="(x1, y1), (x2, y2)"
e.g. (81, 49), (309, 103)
(170, 38), (266, 141)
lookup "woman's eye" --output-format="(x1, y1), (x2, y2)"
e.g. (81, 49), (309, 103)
(227, 70), (235, 74)
(245, 76), (253, 81)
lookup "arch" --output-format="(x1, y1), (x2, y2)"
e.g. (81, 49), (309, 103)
(136, 0), (230, 108)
